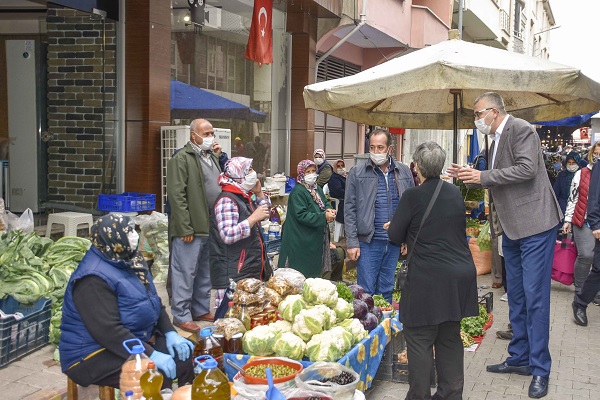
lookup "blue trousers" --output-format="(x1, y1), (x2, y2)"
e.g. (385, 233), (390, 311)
(502, 228), (555, 377)
(357, 239), (400, 303)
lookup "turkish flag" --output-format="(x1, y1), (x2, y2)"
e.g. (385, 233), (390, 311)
(246, 0), (273, 65)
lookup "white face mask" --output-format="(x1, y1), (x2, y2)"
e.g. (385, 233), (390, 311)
(337, 168), (346, 175)
(474, 109), (495, 135)
(241, 170), (258, 191)
(127, 230), (139, 250)
(304, 173), (318, 186)
(566, 164), (579, 173)
(370, 152), (388, 166)
(314, 157), (324, 166)
(199, 135), (214, 151)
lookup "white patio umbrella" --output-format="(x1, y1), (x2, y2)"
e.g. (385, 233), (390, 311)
(303, 38), (600, 162)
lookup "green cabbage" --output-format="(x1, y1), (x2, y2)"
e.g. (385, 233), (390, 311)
(273, 332), (306, 360)
(278, 294), (308, 322)
(302, 278), (338, 307)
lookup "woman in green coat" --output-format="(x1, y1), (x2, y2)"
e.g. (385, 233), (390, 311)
(278, 160), (336, 278)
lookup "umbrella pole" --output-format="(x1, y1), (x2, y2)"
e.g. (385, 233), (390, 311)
(452, 90), (460, 166)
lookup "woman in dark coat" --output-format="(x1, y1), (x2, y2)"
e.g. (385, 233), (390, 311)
(388, 141), (478, 400)
(278, 160), (336, 278)
(59, 215), (194, 390)
(553, 152), (581, 217)
(327, 158), (347, 224)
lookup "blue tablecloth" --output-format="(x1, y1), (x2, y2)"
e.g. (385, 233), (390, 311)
(224, 316), (402, 392)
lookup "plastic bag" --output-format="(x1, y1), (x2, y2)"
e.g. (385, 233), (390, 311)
(476, 221), (492, 251)
(294, 362), (359, 400)
(134, 212), (169, 282)
(7, 208), (34, 233)
(273, 268), (305, 291)
(233, 287), (266, 306)
(264, 287), (282, 307)
(214, 317), (246, 340)
(237, 278), (263, 293)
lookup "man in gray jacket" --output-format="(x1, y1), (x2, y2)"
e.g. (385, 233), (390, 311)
(344, 129), (414, 303)
(449, 92), (562, 399)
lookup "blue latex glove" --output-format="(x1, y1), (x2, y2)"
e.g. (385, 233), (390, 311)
(165, 330), (195, 361)
(150, 350), (176, 379)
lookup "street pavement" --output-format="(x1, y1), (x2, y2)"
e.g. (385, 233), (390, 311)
(0, 273), (599, 399)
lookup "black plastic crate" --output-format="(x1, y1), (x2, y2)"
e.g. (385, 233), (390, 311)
(0, 296), (52, 367)
(479, 291), (493, 313)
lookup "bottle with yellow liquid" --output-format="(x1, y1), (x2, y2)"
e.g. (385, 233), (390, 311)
(192, 355), (230, 400)
(140, 361), (163, 400)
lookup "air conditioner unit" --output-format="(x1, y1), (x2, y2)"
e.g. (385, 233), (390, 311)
(205, 5), (221, 29)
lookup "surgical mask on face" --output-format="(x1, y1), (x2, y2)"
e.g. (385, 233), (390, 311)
(199, 135), (214, 151)
(553, 162), (562, 171)
(304, 173), (318, 186)
(474, 110), (494, 135)
(127, 230), (139, 250)
(241, 170), (258, 191)
(370, 152), (388, 166)
(314, 157), (324, 166)
(337, 168), (346, 175)
(567, 164), (579, 173)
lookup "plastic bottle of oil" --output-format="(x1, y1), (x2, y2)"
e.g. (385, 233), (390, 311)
(140, 361), (163, 400)
(120, 339), (151, 400)
(193, 326), (224, 372)
(192, 355), (231, 400)
(238, 303), (251, 331)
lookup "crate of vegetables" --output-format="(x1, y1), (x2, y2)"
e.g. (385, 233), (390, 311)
(0, 296), (52, 367)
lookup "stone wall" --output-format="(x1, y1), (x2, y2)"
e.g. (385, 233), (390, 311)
(46, 7), (117, 210)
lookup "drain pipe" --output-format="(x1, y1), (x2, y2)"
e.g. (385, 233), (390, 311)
(315, 0), (368, 80)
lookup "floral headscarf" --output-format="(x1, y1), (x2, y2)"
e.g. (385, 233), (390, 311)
(297, 159), (325, 210)
(218, 157), (253, 193)
(91, 214), (148, 283)
(545, 152), (562, 180)
(313, 149), (326, 159)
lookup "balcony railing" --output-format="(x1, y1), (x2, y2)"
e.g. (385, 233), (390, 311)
(499, 9), (509, 34)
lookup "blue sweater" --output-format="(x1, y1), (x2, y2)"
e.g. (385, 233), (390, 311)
(373, 163), (400, 241)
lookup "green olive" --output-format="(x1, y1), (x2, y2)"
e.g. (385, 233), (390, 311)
(245, 364), (296, 378)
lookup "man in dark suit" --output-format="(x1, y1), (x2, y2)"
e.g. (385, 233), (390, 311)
(448, 92), (562, 399)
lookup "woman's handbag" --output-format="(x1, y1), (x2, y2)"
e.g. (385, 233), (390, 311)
(395, 179), (443, 291)
(551, 233), (576, 286)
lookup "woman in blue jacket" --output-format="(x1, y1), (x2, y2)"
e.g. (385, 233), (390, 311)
(59, 214), (194, 389)
(554, 152), (581, 217)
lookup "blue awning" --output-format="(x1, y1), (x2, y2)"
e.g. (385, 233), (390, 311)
(170, 80), (267, 123)
(532, 112), (597, 127)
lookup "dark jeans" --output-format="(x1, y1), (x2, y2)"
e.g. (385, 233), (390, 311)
(576, 238), (600, 309)
(65, 332), (195, 390)
(403, 321), (464, 400)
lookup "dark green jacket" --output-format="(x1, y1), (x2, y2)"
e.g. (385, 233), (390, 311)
(166, 143), (221, 239)
(278, 184), (332, 278)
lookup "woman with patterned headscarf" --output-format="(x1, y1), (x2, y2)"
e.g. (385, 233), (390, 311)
(278, 160), (336, 278)
(313, 148), (333, 187)
(59, 214), (194, 390)
(545, 152), (562, 186)
(209, 157), (272, 307)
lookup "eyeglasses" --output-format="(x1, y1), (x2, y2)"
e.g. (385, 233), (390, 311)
(473, 108), (494, 119)
(193, 130), (215, 138)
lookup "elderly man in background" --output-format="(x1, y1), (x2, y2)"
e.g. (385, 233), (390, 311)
(344, 129), (414, 303)
(167, 118), (223, 333)
(448, 92), (561, 399)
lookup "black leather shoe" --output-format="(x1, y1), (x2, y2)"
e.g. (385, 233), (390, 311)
(528, 375), (549, 398)
(572, 301), (588, 326)
(486, 362), (531, 375)
(496, 330), (513, 340)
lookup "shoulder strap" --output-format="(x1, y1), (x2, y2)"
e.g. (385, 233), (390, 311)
(405, 179), (443, 265)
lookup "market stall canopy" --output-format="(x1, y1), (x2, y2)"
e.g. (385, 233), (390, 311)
(170, 80), (267, 123)
(303, 39), (600, 130)
(533, 111), (598, 127)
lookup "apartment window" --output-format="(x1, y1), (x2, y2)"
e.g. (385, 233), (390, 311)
(514, 1), (525, 38)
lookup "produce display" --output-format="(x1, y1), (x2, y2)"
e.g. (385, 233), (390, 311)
(273, 332), (306, 360)
(460, 304), (491, 346)
(305, 326), (353, 362)
(0, 231), (90, 344)
(245, 363), (297, 379)
(136, 212), (169, 282)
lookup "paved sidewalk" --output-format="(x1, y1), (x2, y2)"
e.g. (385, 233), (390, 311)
(1, 273), (598, 399)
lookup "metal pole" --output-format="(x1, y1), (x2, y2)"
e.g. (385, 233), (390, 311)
(458, 0), (464, 40)
(453, 91), (459, 165)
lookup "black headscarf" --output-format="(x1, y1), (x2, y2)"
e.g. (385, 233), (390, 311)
(90, 214), (149, 283)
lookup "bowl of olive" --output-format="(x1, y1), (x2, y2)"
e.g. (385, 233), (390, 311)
(242, 357), (303, 385)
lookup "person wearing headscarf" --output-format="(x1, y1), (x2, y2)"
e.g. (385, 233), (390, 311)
(554, 151), (581, 217)
(313, 149), (333, 187)
(545, 152), (562, 186)
(278, 160), (336, 278)
(59, 215), (194, 390)
(209, 157), (273, 307)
